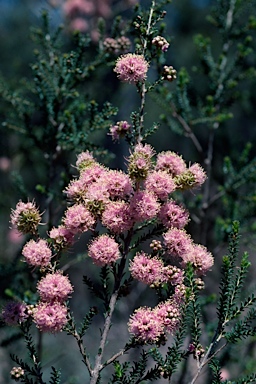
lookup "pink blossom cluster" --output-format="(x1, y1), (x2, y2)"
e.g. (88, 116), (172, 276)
(128, 299), (181, 343)
(63, 0), (111, 35)
(33, 272), (73, 333)
(62, 0), (136, 39)
(2, 301), (28, 326)
(114, 54), (149, 84)
(129, 252), (184, 287)
(10, 200), (42, 235)
(8, 141), (212, 341)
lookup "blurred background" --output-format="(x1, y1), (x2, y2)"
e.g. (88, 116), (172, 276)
(0, 0), (256, 383)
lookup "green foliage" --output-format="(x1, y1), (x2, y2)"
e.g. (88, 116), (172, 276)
(1, 1), (256, 384)
(109, 351), (160, 384)
(49, 367), (61, 384)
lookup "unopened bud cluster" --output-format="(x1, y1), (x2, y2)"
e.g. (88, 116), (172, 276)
(152, 35), (169, 52)
(10, 367), (24, 381)
(162, 65), (177, 82)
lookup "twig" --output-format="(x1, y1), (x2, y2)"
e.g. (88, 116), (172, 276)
(90, 290), (119, 384)
(138, 0), (155, 143)
(171, 104), (203, 153)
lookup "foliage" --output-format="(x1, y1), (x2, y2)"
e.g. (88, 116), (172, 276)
(0, 1), (256, 384)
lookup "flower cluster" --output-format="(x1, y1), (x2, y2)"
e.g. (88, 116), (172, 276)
(10, 200), (42, 235)
(33, 272), (73, 333)
(109, 120), (131, 141)
(128, 299), (181, 344)
(2, 301), (28, 326)
(22, 239), (52, 267)
(8, 140), (212, 341)
(114, 53), (149, 84)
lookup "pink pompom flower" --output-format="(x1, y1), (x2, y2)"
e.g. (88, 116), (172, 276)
(128, 307), (165, 343)
(114, 53), (149, 84)
(156, 151), (187, 177)
(128, 143), (155, 180)
(10, 200), (42, 235)
(22, 239), (52, 267)
(188, 163), (207, 188)
(49, 225), (74, 249)
(163, 228), (193, 258)
(101, 201), (133, 234)
(144, 170), (176, 200)
(88, 235), (120, 266)
(37, 272), (73, 303)
(33, 302), (68, 333)
(109, 121), (131, 141)
(130, 191), (160, 222)
(158, 200), (190, 229)
(99, 170), (133, 200)
(129, 252), (165, 286)
(76, 150), (96, 171)
(63, 204), (96, 234)
(2, 301), (28, 325)
(181, 244), (214, 275)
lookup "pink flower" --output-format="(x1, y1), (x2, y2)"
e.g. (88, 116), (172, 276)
(37, 272), (73, 302)
(134, 143), (155, 159)
(33, 302), (68, 333)
(2, 301), (28, 325)
(80, 164), (107, 185)
(109, 121), (131, 141)
(128, 307), (164, 343)
(129, 252), (165, 285)
(154, 300), (180, 334)
(128, 144), (155, 180)
(63, 204), (95, 233)
(88, 235), (120, 266)
(65, 164), (107, 201)
(63, 0), (95, 17)
(10, 200), (42, 235)
(130, 191), (160, 222)
(181, 244), (214, 275)
(65, 178), (86, 201)
(22, 239), (52, 267)
(101, 201), (133, 233)
(188, 163), (207, 188)
(114, 53), (149, 84)
(49, 225), (74, 248)
(156, 151), (186, 177)
(144, 170), (176, 200)
(85, 182), (110, 215)
(163, 228), (193, 257)
(69, 17), (89, 32)
(0, 156), (11, 171)
(158, 200), (189, 229)
(100, 170), (133, 200)
(76, 151), (95, 170)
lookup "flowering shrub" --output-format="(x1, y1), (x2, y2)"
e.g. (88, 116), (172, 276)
(1, 0), (256, 384)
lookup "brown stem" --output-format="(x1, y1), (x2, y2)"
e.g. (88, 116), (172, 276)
(90, 290), (119, 384)
(137, 0), (155, 143)
(171, 104), (203, 153)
